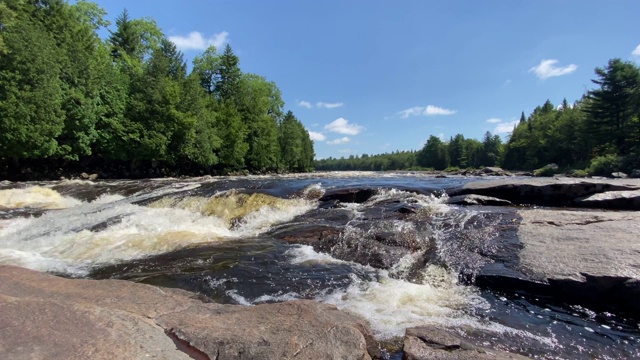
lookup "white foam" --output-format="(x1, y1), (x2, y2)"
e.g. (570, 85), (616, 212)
(285, 245), (347, 265)
(0, 186), (81, 209)
(0, 189), (315, 275)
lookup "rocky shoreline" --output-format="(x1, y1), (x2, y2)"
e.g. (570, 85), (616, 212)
(2, 176), (640, 359)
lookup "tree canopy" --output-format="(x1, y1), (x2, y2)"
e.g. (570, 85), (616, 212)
(0, 1), (315, 177)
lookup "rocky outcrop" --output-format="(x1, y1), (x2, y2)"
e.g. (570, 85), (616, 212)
(476, 209), (640, 318)
(449, 177), (640, 209)
(574, 189), (640, 209)
(447, 194), (512, 206)
(0, 265), (377, 360)
(403, 327), (530, 360)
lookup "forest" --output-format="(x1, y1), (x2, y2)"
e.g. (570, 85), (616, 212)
(0, 0), (315, 178)
(318, 58), (640, 176)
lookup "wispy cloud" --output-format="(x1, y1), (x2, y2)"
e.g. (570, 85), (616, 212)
(308, 131), (326, 141)
(486, 118), (502, 124)
(398, 105), (456, 119)
(424, 105), (456, 116)
(633, 44), (640, 58)
(169, 31), (229, 51)
(327, 137), (350, 145)
(398, 107), (425, 119)
(316, 102), (344, 109)
(324, 118), (364, 135)
(298, 100), (313, 109)
(494, 120), (518, 134)
(337, 148), (352, 154)
(530, 59), (577, 79)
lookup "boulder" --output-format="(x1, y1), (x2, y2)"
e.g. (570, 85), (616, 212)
(403, 326), (529, 360)
(0, 265), (377, 360)
(630, 169), (640, 178)
(611, 172), (628, 179)
(448, 177), (640, 208)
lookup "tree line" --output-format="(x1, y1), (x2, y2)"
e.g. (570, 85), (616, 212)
(0, 0), (314, 179)
(317, 58), (640, 175)
(315, 132), (503, 171)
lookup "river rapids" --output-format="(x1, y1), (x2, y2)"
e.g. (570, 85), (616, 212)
(0, 172), (638, 359)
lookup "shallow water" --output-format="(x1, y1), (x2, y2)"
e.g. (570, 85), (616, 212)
(0, 173), (638, 359)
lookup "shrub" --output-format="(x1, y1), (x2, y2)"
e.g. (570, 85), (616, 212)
(444, 166), (460, 172)
(533, 163), (559, 177)
(570, 169), (589, 178)
(586, 155), (622, 176)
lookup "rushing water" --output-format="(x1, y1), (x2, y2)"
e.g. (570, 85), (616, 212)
(0, 172), (638, 359)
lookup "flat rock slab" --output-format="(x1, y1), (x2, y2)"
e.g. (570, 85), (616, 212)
(403, 326), (529, 360)
(0, 265), (376, 360)
(449, 177), (640, 209)
(517, 209), (640, 282)
(478, 208), (640, 318)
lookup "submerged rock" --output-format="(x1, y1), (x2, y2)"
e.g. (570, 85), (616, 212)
(0, 265), (377, 360)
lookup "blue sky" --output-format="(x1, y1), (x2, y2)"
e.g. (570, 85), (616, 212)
(91, 0), (640, 159)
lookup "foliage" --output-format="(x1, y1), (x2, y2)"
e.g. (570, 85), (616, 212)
(533, 164), (560, 177)
(0, 1), (314, 175)
(586, 155), (623, 176)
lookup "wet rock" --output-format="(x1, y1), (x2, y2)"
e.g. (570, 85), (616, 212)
(403, 326), (530, 360)
(320, 188), (376, 203)
(480, 166), (509, 176)
(612, 172), (628, 179)
(449, 177), (640, 208)
(447, 194), (512, 206)
(574, 190), (640, 210)
(477, 208), (640, 319)
(0, 265), (377, 360)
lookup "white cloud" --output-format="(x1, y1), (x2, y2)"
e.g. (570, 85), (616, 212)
(494, 120), (519, 134)
(399, 107), (425, 119)
(338, 149), (352, 154)
(316, 102), (344, 109)
(308, 131), (326, 141)
(327, 137), (350, 145)
(437, 133), (445, 141)
(169, 31), (229, 51)
(398, 105), (456, 119)
(530, 59), (577, 79)
(486, 118), (502, 124)
(424, 105), (456, 116)
(298, 100), (313, 109)
(633, 44), (640, 58)
(324, 118), (364, 135)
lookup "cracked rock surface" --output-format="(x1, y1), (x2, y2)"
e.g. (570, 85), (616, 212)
(0, 265), (375, 360)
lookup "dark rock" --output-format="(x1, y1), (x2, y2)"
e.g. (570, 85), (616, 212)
(448, 177), (640, 208)
(0, 265), (377, 360)
(631, 169), (640, 178)
(320, 188), (376, 203)
(447, 194), (512, 206)
(403, 326), (530, 360)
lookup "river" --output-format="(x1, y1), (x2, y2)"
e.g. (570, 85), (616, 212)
(0, 172), (638, 359)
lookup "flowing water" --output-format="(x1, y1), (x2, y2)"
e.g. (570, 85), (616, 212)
(0, 173), (638, 359)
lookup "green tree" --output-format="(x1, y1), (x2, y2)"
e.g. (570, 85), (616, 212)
(0, 2), (65, 159)
(586, 58), (640, 155)
(215, 44), (241, 102)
